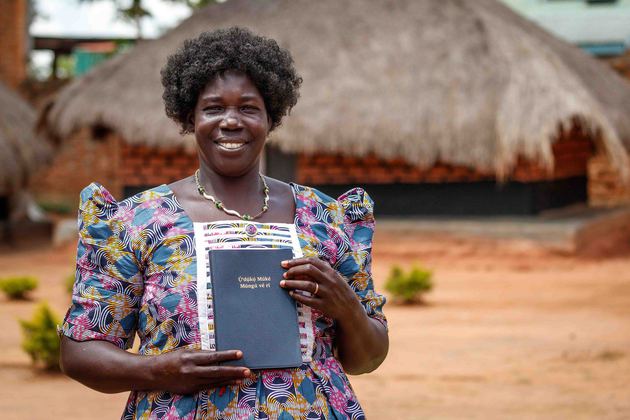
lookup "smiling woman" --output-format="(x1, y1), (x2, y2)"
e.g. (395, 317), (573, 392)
(193, 72), (271, 180)
(59, 27), (388, 419)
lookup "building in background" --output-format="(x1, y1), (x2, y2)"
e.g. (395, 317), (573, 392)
(37, 0), (630, 215)
(498, 0), (630, 85)
(0, 0), (52, 242)
(32, 36), (133, 80)
(499, 0), (630, 57)
(0, 81), (51, 222)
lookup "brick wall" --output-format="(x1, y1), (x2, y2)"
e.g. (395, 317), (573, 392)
(588, 154), (630, 207)
(120, 142), (198, 191)
(297, 129), (594, 185)
(34, 123), (600, 209)
(31, 128), (122, 205)
(297, 154), (493, 185)
(32, 130), (199, 205)
(0, 0), (28, 89)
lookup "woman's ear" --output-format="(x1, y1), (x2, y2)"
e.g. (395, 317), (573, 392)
(186, 112), (195, 133)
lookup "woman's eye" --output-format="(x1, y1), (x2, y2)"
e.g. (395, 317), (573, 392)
(204, 106), (223, 113)
(241, 105), (259, 113)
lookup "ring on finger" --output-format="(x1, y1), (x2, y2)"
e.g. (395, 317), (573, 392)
(313, 282), (319, 297)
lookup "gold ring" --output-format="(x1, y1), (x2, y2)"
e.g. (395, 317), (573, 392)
(313, 282), (319, 296)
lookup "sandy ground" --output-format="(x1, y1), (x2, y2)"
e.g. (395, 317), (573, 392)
(1, 231), (629, 419)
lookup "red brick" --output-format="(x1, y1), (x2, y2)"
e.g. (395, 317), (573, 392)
(341, 155), (359, 166)
(31, 129), (122, 201)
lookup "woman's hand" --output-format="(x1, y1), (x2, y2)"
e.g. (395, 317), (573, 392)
(279, 257), (388, 375)
(280, 257), (364, 321)
(60, 338), (252, 394)
(149, 349), (253, 394)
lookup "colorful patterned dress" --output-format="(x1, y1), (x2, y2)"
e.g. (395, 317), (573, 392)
(61, 182), (387, 420)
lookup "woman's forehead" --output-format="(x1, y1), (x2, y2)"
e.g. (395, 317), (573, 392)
(200, 70), (262, 98)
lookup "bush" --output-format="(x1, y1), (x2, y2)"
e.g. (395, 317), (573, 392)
(385, 264), (433, 304)
(0, 276), (38, 300)
(37, 200), (73, 215)
(19, 302), (61, 371)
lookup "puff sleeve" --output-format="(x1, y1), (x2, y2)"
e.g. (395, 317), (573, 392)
(336, 188), (387, 328)
(61, 184), (144, 350)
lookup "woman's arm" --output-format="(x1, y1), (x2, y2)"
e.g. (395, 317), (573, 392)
(334, 299), (388, 375)
(60, 337), (253, 394)
(280, 257), (389, 375)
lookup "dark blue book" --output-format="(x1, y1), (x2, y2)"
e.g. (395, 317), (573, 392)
(209, 248), (302, 369)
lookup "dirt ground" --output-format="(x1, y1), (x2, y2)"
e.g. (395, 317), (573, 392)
(1, 230), (629, 420)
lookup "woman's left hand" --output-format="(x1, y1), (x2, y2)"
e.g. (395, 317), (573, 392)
(280, 257), (363, 321)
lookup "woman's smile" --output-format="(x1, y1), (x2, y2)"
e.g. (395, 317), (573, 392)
(215, 139), (248, 151)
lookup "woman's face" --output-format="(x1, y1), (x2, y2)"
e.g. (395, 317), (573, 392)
(192, 70), (270, 177)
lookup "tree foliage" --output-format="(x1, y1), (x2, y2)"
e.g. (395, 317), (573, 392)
(78, 0), (224, 39)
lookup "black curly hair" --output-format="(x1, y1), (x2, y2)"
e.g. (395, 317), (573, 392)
(161, 27), (302, 133)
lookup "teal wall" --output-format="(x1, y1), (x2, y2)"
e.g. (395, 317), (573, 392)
(73, 49), (112, 77)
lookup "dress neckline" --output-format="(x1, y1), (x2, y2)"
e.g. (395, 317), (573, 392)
(157, 182), (302, 227)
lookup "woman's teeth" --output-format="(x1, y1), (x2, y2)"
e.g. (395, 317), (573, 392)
(217, 142), (246, 150)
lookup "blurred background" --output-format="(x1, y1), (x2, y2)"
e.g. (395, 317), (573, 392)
(1, 0), (630, 418)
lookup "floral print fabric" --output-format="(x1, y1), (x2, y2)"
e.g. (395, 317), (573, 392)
(62, 182), (386, 419)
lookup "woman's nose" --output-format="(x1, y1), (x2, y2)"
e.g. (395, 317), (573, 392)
(220, 110), (241, 129)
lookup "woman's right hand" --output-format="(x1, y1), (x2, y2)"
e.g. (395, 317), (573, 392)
(149, 349), (253, 394)
(60, 337), (252, 394)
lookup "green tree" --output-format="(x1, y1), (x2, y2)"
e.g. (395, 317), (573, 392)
(78, 0), (150, 39)
(78, 0), (223, 40)
(167, 0), (222, 9)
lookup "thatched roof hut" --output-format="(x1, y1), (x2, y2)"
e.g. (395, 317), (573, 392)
(0, 81), (51, 196)
(41, 0), (630, 179)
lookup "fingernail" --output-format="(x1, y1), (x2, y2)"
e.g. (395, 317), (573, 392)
(283, 272), (288, 279)
(280, 280), (286, 287)
(243, 369), (250, 376)
(236, 351), (243, 358)
(281, 260), (289, 267)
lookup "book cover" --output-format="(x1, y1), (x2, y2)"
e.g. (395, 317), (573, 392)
(209, 248), (302, 369)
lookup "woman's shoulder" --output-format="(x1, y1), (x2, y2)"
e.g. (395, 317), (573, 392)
(290, 182), (374, 224)
(79, 182), (175, 227)
(81, 182), (173, 205)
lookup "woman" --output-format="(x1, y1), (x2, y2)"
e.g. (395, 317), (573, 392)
(60, 27), (388, 419)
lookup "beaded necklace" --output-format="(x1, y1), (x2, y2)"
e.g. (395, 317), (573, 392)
(194, 169), (270, 221)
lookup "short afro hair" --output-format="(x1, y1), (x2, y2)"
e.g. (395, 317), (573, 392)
(161, 27), (302, 133)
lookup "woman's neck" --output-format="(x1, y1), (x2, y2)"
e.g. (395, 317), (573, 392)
(196, 163), (265, 209)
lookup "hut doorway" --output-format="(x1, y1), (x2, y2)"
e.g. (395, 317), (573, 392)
(0, 196), (8, 221)
(316, 178), (587, 216)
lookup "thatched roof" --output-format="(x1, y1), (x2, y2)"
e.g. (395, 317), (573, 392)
(41, 0), (630, 179)
(0, 82), (51, 196)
